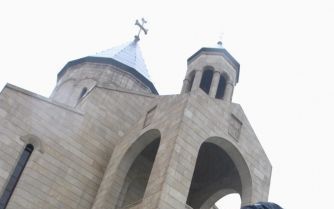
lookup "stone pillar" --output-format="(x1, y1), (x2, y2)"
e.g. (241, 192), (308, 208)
(209, 71), (221, 98)
(181, 78), (190, 93)
(191, 70), (203, 91)
(143, 136), (199, 209)
(139, 138), (178, 209)
(224, 81), (234, 102)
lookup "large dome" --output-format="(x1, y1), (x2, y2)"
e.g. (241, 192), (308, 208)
(57, 39), (158, 94)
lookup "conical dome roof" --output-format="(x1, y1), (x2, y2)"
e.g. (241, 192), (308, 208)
(92, 40), (150, 79)
(57, 40), (158, 94)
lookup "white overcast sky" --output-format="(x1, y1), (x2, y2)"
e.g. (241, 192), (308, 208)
(1, 0), (334, 209)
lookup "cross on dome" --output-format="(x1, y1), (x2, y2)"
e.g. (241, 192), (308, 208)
(134, 18), (148, 41)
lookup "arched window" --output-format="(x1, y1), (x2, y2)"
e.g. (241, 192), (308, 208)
(0, 144), (34, 209)
(200, 68), (214, 94)
(215, 75), (226, 99)
(79, 87), (88, 99)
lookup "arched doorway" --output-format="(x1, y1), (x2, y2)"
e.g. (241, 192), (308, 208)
(186, 137), (252, 209)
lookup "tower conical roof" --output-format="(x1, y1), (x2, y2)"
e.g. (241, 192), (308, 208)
(187, 44), (240, 83)
(92, 40), (150, 79)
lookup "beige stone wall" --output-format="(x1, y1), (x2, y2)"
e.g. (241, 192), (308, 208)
(0, 85), (96, 209)
(180, 90), (271, 205)
(0, 47), (271, 209)
(77, 84), (156, 148)
(90, 89), (271, 209)
(0, 83), (155, 209)
(90, 93), (189, 209)
(163, 90), (270, 208)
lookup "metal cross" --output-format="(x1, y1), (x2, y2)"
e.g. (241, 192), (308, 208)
(134, 18), (148, 41)
(217, 33), (224, 48)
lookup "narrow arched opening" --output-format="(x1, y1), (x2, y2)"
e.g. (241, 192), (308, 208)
(0, 144), (34, 208)
(117, 132), (161, 209)
(215, 75), (226, 99)
(200, 68), (214, 94)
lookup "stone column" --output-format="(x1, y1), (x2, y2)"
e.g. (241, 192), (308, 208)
(209, 71), (221, 98)
(191, 70), (203, 91)
(224, 81), (234, 102)
(181, 78), (190, 93)
(142, 136), (199, 209)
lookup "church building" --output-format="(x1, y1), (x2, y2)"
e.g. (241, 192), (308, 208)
(0, 22), (272, 209)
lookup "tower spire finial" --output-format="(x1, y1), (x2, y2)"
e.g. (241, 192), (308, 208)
(217, 33), (224, 48)
(134, 18), (148, 42)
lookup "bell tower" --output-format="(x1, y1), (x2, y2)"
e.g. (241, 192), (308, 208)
(181, 43), (239, 102)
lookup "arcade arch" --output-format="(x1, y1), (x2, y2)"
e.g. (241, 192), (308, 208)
(186, 137), (252, 209)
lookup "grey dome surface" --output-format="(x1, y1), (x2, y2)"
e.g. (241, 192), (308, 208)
(57, 39), (158, 94)
(241, 202), (283, 209)
(93, 40), (150, 79)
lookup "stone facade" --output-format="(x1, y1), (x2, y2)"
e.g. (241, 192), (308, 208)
(0, 43), (271, 209)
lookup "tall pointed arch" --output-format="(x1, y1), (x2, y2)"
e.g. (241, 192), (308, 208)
(115, 129), (161, 209)
(186, 137), (252, 209)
